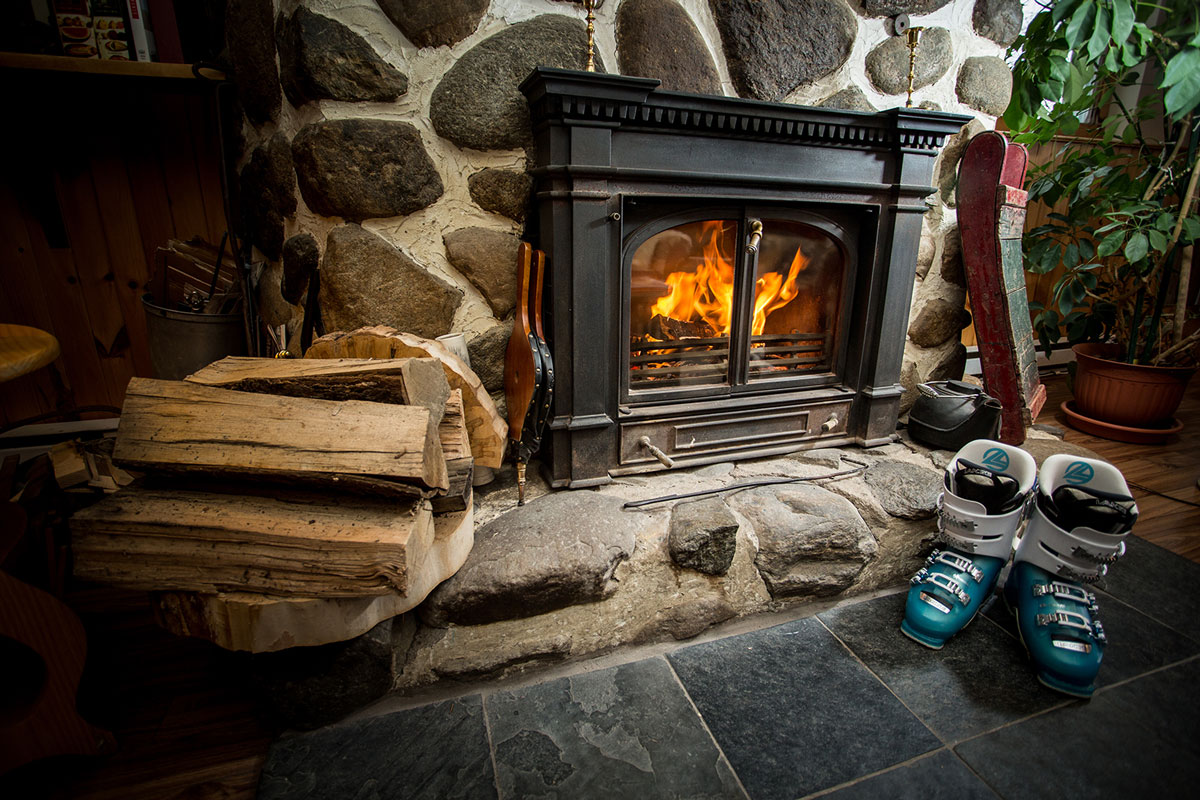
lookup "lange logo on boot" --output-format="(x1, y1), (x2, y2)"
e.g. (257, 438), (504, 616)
(1063, 462), (1095, 485)
(981, 447), (1010, 472)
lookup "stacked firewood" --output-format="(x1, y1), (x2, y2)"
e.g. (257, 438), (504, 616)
(69, 328), (507, 652)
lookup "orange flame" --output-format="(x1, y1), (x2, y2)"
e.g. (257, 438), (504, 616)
(650, 221), (808, 337)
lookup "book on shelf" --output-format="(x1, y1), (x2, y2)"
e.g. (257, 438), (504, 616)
(90, 0), (136, 61)
(52, 0), (100, 59)
(123, 0), (151, 62)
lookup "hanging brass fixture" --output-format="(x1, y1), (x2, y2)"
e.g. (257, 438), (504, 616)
(585, 0), (596, 72)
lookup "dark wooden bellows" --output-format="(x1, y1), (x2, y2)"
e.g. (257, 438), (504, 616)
(504, 243), (555, 504)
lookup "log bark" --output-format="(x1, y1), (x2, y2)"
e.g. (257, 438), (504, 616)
(115, 377), (448, 492)
(306, 327), (507, 468)
(71, 487), (435, 597)
(149, 501), (473, 652)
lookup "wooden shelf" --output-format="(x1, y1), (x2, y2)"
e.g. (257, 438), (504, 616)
(0, 52), (224, 80)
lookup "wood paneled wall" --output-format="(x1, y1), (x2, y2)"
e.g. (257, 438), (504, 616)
(0, 70), (230, 428)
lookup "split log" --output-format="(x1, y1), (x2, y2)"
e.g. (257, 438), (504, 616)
(114, 377), (448, 493)
(150, 500), (474, 652)
(648, 314), (716, 341)
(71, 488), (435, 597)
(305, 326), (507, 469)
(432, 390), (473, 514)
(186, 356), (414, 405)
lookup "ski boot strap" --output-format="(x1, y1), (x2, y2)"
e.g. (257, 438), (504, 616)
(1032, 581), (1100, 613)
(923, 548), (984, 582)
(1016, 505), (1128, 583)
(935, 489), (1028, 560)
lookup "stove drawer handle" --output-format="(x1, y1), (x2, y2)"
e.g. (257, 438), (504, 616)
(638, 436), (676, 468)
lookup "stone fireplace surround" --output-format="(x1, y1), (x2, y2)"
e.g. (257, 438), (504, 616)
(223, 0), (1028, 724)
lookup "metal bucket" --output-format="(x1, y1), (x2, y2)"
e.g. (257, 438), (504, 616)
(142, 294), (246, 380)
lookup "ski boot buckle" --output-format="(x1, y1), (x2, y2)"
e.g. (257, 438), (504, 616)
(925, 549), (984, 582)
(1035, 609), (1105, 643)
(911, 569), (970, 605)
(1032, 582), (1099, 613)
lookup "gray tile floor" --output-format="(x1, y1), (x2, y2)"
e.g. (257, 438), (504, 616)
(257, 537), (1200, 800)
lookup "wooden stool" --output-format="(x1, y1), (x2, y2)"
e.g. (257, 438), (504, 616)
(0, 324), (60, 384)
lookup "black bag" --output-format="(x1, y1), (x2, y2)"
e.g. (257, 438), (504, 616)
(907, 380), (1002, 451)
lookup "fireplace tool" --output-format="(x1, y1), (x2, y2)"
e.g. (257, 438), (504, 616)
(893, 14), (924, 109)
(504, 243), (555, 504)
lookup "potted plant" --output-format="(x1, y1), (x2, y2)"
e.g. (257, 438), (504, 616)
(1005, 0), (1200, 435)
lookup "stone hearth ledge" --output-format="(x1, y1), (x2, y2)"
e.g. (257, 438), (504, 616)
(388, 428), (1090, 692)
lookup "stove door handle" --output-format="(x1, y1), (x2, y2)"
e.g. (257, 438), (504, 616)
(746, 219), (764, 253)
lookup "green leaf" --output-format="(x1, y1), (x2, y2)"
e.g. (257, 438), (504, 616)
(1104, 46), (1120, 72)
(1065, 1), (1097, 49)
(1111, 0), (1134, 44)
(1058, 290), (1077, 318)
(1147, 228), (1169, 253)
(1064, 241), (1080, 268)
(1087, 5), (1111, 62)
(1162, 46), (1200, 117)
(1182, 217), (1200, 241)
(1079, 271), (1099, 290)
(1079, 238), (1096, 261)
(1124, 231), (1149, 263)
(1156, 212), (1175, 231)
(1097, 229), (1126, 257)
(1052, 0), (1083, 26)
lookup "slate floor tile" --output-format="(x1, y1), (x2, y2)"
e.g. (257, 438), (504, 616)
(818, 594), (1064, 743)
(981, 567), (1200, 689)
(485, 657), (744, 800)
(1100, 537), (1200, 642)
(954, 657), (1200, 799)
(257, 694), (496, 800)
(667, 616), (940, 800)
(818, 749), (999, 800)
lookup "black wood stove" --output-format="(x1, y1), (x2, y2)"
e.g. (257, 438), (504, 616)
(520, 68), (969, 488)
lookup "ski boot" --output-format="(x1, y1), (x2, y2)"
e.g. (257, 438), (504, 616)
(1005, 454), (1137, 698)
(901, 439), (1036, 649)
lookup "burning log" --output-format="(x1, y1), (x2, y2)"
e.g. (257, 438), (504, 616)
(647, 314), (717, 342)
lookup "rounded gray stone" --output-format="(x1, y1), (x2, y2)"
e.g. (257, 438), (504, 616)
(940, 228), (965, 286)
(226, 0), (280, 124)
(866, 27), (953, 96)
(430, 15), (601, 152)
(928, 341), (968, 383)
(617, 0), (721, 95)
(320, 224), (461, 338)
(973, 0), (1023, 47)
(467, 168), (533, 222)
(377, 0), (489, 49)
(908, 297), (972, 348)
(863, 459), (942, 520)
(956, 56), (1013, 116)
(729, 485), (876, 599)
(819, 86), (878, 112)
(710, 0), (857, 101)
(466, 320), (513, 393)
(291, 119), (443, 221)
(238, 133), (296, 261)
(668, 497), (739, 576)
(278, 7), (408, 106)
(936, 119), (987, 207)
(281, 233), (319, 305)
(419, 492), (639, 627)
(443, 227), (523, 318)
(860, 0), (953, 15)
(250, 617), (406, 731)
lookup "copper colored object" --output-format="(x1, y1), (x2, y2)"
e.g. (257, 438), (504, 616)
(504, 243), (554, 505)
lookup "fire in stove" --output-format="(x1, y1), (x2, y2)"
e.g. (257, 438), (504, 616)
(629, 218), (843, 390)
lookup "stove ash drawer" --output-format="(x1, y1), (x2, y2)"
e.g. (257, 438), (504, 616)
(618, 400), (851, 467)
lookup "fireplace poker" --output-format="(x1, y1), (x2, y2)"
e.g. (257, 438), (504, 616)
(621, 456), (869, 509)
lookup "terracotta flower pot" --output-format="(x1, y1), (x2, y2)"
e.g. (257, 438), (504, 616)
(1072, 342), (1196, 427)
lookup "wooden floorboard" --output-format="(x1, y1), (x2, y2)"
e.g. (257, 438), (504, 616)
(2, 368), (1196, 798)
(1040, 369), (1200, 563)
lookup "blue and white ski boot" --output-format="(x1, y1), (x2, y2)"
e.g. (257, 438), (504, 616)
(901, 440), (1036, 649)
(1005, 454), (1137, 698)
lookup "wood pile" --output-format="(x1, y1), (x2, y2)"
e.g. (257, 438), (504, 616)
(70, 341), (500, 652)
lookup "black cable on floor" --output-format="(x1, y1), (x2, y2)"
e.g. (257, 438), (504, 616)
(1127, 480), (1200, 509)
(622, 457), (869, 509)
